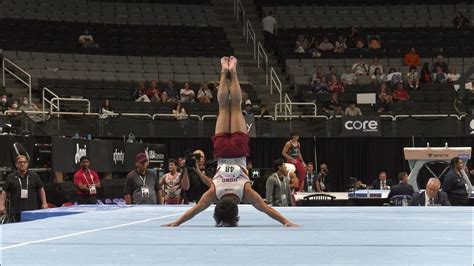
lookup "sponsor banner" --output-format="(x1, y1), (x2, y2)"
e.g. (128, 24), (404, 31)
(245, 115), (257, 138)
(341, 116), (382, 137)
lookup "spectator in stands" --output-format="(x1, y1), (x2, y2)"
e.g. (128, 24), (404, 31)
(403, 47), (421, 67)
(259, 104), (270, 117)
(262, 12), (277, 52)
(341, 67), (357, 85)
(355, 39), (365, 50)
(18, 97), (42, 122)
(386, 67), (403, 85)
(78, 30), (99, 49)
(313, 76), (330, 93)
(243, 100), (254, 116)
(124, 153), (162, 205)
(330, 105), (344, 116)
(318, 36), (334, 52)
(159, 159), (184, 205)
(180, 81), (195, 103)
(100, 99), (116, 119)
(411, 178), (450, 206)
(327, 66), (338, 80)
(315, 163), (331, 192)
(371, 171), (393, 190)
(406, 66), (420, 90)
(356, 179), (367, 189)
(352, 57), (369, 75)
(266, 159), (292, 207)
(378, 83), (392, 101)
(135, 83), (150, 102)
(181, 150), (214, 203)
(432, 55), (449, 73)
(371, 68), (385, 85)
(393, 83), (410, 102)
(172, 102), (187, 120)
(387, 172), (414, 200)
(374, 93), (391, 113)
(1, 94), (8, 113)
(7, 100), (19, 116)
(442, 157), (469, 206)
(345, 103), (363, 117)
(165, 80), (179, 102)
(310, 66), (324, 86)
(146, 80), (161, 100)
(329, 74), (345, 93)
(295, 35), (308, 53)
(368, 36), (381, 49)
(323, 93), (340, 114)
(447, 67), (461, 83)
(419, 62), (432, 83)
(346, 26), (359, 47)
(0, 155), (48, 222)
(160, 91), (172, 103)
(197, 82), (213, 103)
(433, 66), (447, 83)
(334, 35), (347, 53)
(74, 156), (101, 204)
(453, 11), (470, 29)
(369, 58), (384, 76)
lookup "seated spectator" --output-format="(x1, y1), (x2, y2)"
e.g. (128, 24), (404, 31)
(165, 80), (179, 102)
(374, 93), (391, 113)
(351, 57), (369, 75)
(411, 178), (450, 206)
(323, 93), (340, 114)
(341, 67), (357, 85)
(197, 82), (213, 103)
(160, 91), (172, 103)
(378, 83), (393, 102)
(311, 66), (324, 86)
(135, 85), (150, 103)
(318, 36), (334, 52)
(18, 97), (42, 122)
(356, 179), (367, 189)
(180, 81), (195, 103)
(346, 26), (359, 47)
(368, 36), (381, 49)
(295, 35), (308, 53)
(355, 39), (365, 49)
(386, 67), (403, 85)
(371, 171), (393, 190)
(7, 100), (19, 116)
(433, 66), (447, 83)
(345, 103), (363, 116)
(419, 62), (432, 83)
(406, 66), (420, 90)
(315, 163), (331, 192)
(403, 47), (421, 67)
(326, 66), (338, 80)
(447, 67), (460, 83)
(453, 11), (470, 29)
(78, 30), (99, 49)
(329, 74), (345, 93)
(100, 99), (115, 119)
(432, 55), (449, 73)
(146, 80), (161, 101)
(371, 68), (386, 85)
(334, 35), (347, 53)
(242, 100), (254, 116)
(392, 83), (410, 102)
(313, 76), (330, 93)
(330, 105), (345, 116)
(172, 103), (187, 120)
(387, 172), (414, 200)
(1, 94), (8, 113)
(259, 104), (270, 117)
(369, 58), (384, 76)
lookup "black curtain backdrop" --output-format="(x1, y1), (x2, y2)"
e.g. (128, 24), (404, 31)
(144, 136), (474, 192)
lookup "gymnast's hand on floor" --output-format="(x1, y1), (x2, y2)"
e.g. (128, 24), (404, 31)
(284, 222), (300, 227)
(162, 221), (180, 227)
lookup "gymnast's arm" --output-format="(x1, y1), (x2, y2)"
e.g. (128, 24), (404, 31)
(162, 186), (216, 227)
(244, 184), (299, 227)
(281, 142), (293, 162)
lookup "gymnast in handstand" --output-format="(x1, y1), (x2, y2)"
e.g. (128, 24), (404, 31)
(163, 56), (298, 227)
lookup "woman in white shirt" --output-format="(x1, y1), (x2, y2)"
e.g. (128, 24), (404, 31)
(447, 67), (460, 83)
(180, 81), (195, 103)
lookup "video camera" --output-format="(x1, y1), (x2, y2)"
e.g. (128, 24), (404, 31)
(184, 152), (202, 170)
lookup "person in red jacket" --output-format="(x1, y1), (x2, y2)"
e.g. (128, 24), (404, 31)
(392, 83), (410, 102)
(404, 47), (421, 67)
(74, 156), (101, 204)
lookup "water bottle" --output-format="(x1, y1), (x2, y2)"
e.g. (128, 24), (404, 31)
(402, 195), (408, 206)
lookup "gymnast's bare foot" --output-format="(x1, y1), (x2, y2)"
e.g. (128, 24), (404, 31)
(220, 56), (230, 72)
(229, 56), (237, 72)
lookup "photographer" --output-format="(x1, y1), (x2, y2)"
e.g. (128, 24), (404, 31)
(181, 150), (215, 203)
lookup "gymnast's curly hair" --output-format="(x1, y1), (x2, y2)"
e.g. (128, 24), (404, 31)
(213, 197), (240, 227)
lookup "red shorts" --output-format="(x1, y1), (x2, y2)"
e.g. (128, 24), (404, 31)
(212, 131), (250, 158)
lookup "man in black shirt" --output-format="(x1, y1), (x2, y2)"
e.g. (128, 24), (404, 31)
(181, 150), (214, 203)
(388, 172), (414, 200)
(0, 155), (48, 222)
(442, 157), (470, 206)
(371, 171), (393, 190)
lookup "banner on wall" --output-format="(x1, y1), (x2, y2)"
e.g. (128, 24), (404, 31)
(341, 116), (382, 137)
(52, 137), (166, 173)
(245, 115), (257, 138)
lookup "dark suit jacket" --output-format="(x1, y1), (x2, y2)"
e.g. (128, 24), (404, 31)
(410, 191), (451, 206)
(388, 183), (414, 199)
(371, 179), (393, 189)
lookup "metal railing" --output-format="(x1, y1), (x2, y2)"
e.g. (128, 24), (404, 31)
(42, 87), (90, 114)
(270, 67), (283, 109)
(274, 93), (318, 120)
(152, 114), (201, 120)
(233, 0), (246, 34)
(42, 87), (59, 113)
(246, 20), (256, 60)
(2, 58), (32, 103)
(257, 42), (269, 85)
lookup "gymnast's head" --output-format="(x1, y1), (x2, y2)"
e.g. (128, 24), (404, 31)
(213, 195), (240, 227)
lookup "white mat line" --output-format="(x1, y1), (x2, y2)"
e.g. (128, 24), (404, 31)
(1, 212), (183, 251)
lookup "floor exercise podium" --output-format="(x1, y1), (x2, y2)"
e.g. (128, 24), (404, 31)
(404, 147), (472, 192)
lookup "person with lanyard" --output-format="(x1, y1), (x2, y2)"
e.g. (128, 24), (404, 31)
(0, 155), (48, 222)
(73, 156), (101, 204)
(282, 131), (306, 192)
(162, 57), (297, 227)
(315, 163), (331, 192)
(265, 159), (293, 207)
(442, 157), (471, 206)
(304, 162), (316, 192)
(159, 159), (184, 204)
(124, 153), (162, 205)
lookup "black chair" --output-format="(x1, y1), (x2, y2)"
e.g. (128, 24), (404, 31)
(390, 195), (412, 206)
(302, 193), (336, 206)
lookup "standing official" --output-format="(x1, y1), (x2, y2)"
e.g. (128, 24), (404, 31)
(442, 157), (470, 206)
(74, 156), (101, 204)
(124, 153), (162, 205)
